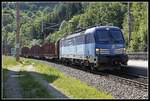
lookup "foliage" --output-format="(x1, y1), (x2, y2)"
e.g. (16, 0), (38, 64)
(2, 2), (57, 51)
(123, 2), (148, 52)
(49, 2), (148, 52)
(2, 2), (148, 52)
(79, 2), (127, 28)
(47, 2), (127, 42)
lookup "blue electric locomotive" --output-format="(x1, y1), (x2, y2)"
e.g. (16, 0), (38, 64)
(59, 26), (128, 70)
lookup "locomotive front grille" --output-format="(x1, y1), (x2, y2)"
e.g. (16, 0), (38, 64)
(114, 48), (125, 54)
(100, 49), (110, 54)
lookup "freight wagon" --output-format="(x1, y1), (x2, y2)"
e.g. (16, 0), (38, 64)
(30, 45), (41, 58)
(21, 47), (30, 57)
(41, 42), (56, 59)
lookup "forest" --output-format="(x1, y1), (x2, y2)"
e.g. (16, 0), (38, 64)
(2, 2), (148, 54)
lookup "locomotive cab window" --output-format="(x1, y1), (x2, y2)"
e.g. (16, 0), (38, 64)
(110, 30), (124, 43)
(95, 30), (110, 43)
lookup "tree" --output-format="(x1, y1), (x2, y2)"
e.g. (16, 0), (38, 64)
(122, 2), (148, 52)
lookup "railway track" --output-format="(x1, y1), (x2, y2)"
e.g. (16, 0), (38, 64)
(99, 70), (148, 91)
(110, 74), (148, 91)
(24, 57), (149, 92)
(88, 67), (148, 92)
(127, 52), (148, 60)
(53, 60), (149, 91)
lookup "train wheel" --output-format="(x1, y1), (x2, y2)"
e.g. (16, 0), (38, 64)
(81, 62), (85, 70)
(121, 61), (127, 66)
(90, 64), (96, 71)
(65, 59), (70, 66)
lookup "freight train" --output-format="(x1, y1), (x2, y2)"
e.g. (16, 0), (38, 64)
(21, 26), (128, 70)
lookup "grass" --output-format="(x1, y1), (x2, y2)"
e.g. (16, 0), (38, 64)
(23, 59), (114, 99)
(2, 56), (19, 68)
(18, 71), (54, 98)
(2, 56), (54, 98)
(53, 76), (112, 98)
(2, 56), (115, 99)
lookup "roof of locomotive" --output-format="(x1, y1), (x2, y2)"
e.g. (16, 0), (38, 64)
(60, 26), (120, 41)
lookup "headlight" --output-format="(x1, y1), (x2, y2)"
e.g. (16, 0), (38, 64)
(115, 48), (126, 54)
(121, 48), (126, 53)
(123, 48), (126, 53)
(96, 48), (100, 54)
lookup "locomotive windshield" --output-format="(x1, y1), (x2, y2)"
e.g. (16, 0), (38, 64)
(110, 30), (124, 43)
(95, 30), (111, 43)
(95, 29), (124, 43)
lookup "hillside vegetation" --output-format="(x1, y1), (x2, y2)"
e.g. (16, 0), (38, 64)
(2, 2), (148, 53)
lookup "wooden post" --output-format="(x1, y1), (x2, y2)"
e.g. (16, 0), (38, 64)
(16, 2), (20, 61)
(128, 2), (131, 45)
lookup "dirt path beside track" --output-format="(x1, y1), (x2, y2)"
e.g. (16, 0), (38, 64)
(3, 66), (23, 99)
(3, 65), (68, 99)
